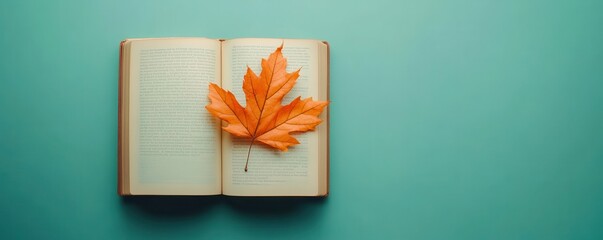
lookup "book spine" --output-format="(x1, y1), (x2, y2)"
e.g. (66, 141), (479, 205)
(117, 40), (126, 196)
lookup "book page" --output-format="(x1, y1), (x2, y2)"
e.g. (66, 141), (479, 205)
(128, 38), (221, 195)
(221, 38), (325, 196)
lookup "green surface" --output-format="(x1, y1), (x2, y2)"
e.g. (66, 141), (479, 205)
(1, 0), (602, 239)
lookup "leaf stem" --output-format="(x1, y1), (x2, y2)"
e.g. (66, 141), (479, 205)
(245, 52), (278, 172)
(245, 138), (255, 172)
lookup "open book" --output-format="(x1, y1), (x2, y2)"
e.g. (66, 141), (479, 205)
(118, 38), (329, 196)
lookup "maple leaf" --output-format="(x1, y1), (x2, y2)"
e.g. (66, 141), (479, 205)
(206, 45), (328, 172)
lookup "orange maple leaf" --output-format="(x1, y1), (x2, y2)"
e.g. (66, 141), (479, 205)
(206, 45), (328, 172)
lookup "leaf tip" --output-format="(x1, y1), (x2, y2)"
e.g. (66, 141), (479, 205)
(208, 82), (220, 91)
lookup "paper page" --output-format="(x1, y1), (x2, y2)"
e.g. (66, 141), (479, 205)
(128, 38), (221, 195)
(221, 38), (322, 196)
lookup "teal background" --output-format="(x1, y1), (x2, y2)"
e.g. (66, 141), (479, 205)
(1, 0), (602, 239)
